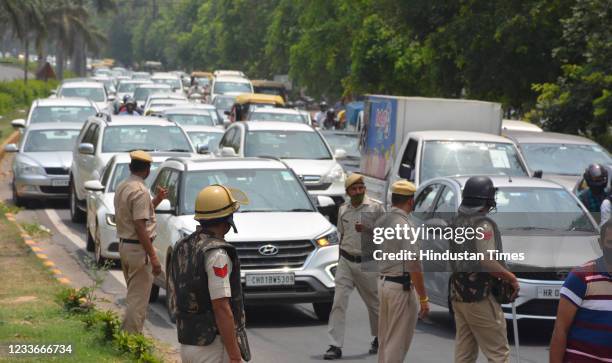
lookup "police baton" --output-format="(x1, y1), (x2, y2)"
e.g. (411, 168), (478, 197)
(511, 301), (520, 363)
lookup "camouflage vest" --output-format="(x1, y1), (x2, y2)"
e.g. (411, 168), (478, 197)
(171, 231), (245, 346)
(450, 213), (503, 303)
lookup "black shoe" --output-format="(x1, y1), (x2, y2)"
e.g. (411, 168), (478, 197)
(324, 346), (342, 360)
(368, 337), (378, 354)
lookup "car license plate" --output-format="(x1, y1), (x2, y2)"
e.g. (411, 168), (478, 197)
(245, 273), (295, 287)
(52, 179), (69, 187)
(537, 286), (561, 299)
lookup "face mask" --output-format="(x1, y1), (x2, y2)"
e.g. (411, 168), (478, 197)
(350, 193), (365, 205)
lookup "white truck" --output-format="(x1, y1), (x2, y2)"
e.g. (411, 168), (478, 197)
(358, 95), (532, 204)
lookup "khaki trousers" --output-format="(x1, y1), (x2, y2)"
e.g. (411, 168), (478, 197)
(328, 257), (379, 347)
(119, 242), (153, 334)
(180, 338), (229, 363)
(377, 279), (418, 363)
(452, 295), (510, 363)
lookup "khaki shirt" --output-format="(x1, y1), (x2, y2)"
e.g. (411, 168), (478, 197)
(205, 248), (232, 300)
(114, 175), (156, 240)
(376, 207), (420, 276)
(337, 196), (384, 256)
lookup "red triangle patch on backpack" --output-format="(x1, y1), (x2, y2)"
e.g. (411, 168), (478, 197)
(213, 264), (228, 278)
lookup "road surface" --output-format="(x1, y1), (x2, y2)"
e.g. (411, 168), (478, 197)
(0, 63), (33, 81)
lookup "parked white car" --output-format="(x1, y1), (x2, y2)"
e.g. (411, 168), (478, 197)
(84, 153), (189, 263)
(69, 115), (196, 223)
(5, 123), (82, 205)
(150, 157), (338, 321)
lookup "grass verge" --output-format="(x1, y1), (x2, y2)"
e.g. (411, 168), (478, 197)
(0, 213), (132, 362)
(0, 109), (24, 143)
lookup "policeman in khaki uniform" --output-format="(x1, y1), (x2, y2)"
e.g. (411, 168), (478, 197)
(450, 176), (519, 363)
(114, 150), (167, 334)
(375, 180), (430, 363)
(324, 173), (384, 360)
(171, 185), (251, 363)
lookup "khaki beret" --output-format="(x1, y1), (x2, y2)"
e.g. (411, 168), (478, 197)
(391, 180), (416, 196)
(129, 150), (153, 163)
(345, 173), (364, 189)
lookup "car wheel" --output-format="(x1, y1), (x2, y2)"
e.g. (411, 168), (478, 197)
(70, 182), (86, 223)
(313, 302), (332, 321)
(166, 262), (177, 323)
(149, 284), (160, 303)
(12, 182), (26, 208)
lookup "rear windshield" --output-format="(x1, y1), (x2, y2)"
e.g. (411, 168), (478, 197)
(30, 106), (96, 124)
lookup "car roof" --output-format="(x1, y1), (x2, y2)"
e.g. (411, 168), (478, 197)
(163, 106), (216, 114)
(151, 72), (179, 79)
(214, 76), (250, 83)
(504, 130), (598, 145)
(35, 97), (94, 107)
(320, 130), (359, 136)
(101, 115), (177, 126)
(251, 107), (299, 115)
(60, 81), (104, 88)
(25, 122), (84, 131)
(502, 119), (543, 132)
(409, 130), (513, 143)
(118, 79), (151, 85)
(148, 93), (186, 100)
(241, 121), (315, 132)
(136, 84), (172, 89)
(169, 157), (288, 171)
(181, 125), (224, 133)
(111, 152), (191, 164)
(444, 175), (566, 189)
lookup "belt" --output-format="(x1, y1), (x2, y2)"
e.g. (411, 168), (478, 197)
(340, 249), (362, 263)
(380, 274), (411, 286)
(120, 238), (140, 244)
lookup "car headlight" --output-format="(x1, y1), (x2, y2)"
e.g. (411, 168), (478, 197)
(316, 229), (339, 247)
(321, 164), (346, 184)
(105, 214), (116, 226)
(16, 162), (45, 176)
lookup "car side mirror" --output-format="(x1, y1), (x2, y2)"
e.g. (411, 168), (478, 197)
(220, 147), (238, 157)
(78, 143), (94, 155)
(84, 180), (104, 192)
(155, 199), (173, 214)
(50, 89), (57, 96)
(334, 148), (347, 159)
(533, 170), (543, 178)
(11, 119), (25, 128)
(197, 144), (209, 154)
(4, 143), (18, 153)
(316, 195), (335, 208)
(399, 163), (413, 180)
(107, 94), (116, 102)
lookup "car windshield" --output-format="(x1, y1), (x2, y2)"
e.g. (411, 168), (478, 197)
(59, 87), (105, 102)
(29, 106), (97, 124)
(248, 112), (305, 123)
(181, 169), (313, 214)
(152, 78), (181, 89)
(23, 129), (80, 152)
(108, 162), (160, 192)
(102, 125), (192, 153)
(187, 131), (222, 149)
(491, 187), (596, 233)
(521, 143), (611, 175)
(421, 141), (527, 182)
(213, 81), (251, 94)
(117, 82), (144, 93)
(322, 132), (359, 159)
(166, 112), (217, 126)
(245, 130), (332, 159)
(214, 96), (236, 111)
(134, 87), (171, 102)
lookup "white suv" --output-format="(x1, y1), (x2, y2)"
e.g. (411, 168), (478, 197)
(218, 121), (347, 223)
(151, 157), (339, 321)
(70, 114), (196, 223)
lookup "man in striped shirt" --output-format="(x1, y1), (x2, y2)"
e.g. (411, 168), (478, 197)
(550, 220), (612, 362)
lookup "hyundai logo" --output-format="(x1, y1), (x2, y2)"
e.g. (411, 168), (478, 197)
(258, 244), (279, 256)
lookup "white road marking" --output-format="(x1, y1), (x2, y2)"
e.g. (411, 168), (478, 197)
(44, 209), (86, 249)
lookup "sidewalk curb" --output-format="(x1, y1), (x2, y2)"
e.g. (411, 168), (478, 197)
(0, 130), (19, 161)
(4, 211), (72, 285)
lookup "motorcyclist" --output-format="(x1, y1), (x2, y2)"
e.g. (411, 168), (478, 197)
(119, 97), (142, 116)
(323, 108), (336, 130)
(315, 101), (328, 126)
(577, 164), (609, 220)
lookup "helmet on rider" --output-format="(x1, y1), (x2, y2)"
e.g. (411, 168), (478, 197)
(584, 163), (608, 190)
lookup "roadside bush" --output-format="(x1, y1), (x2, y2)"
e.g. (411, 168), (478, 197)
(0, 80), (57, 115)
(0, 93), (13, 115)
(57, 287), (95, 314)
